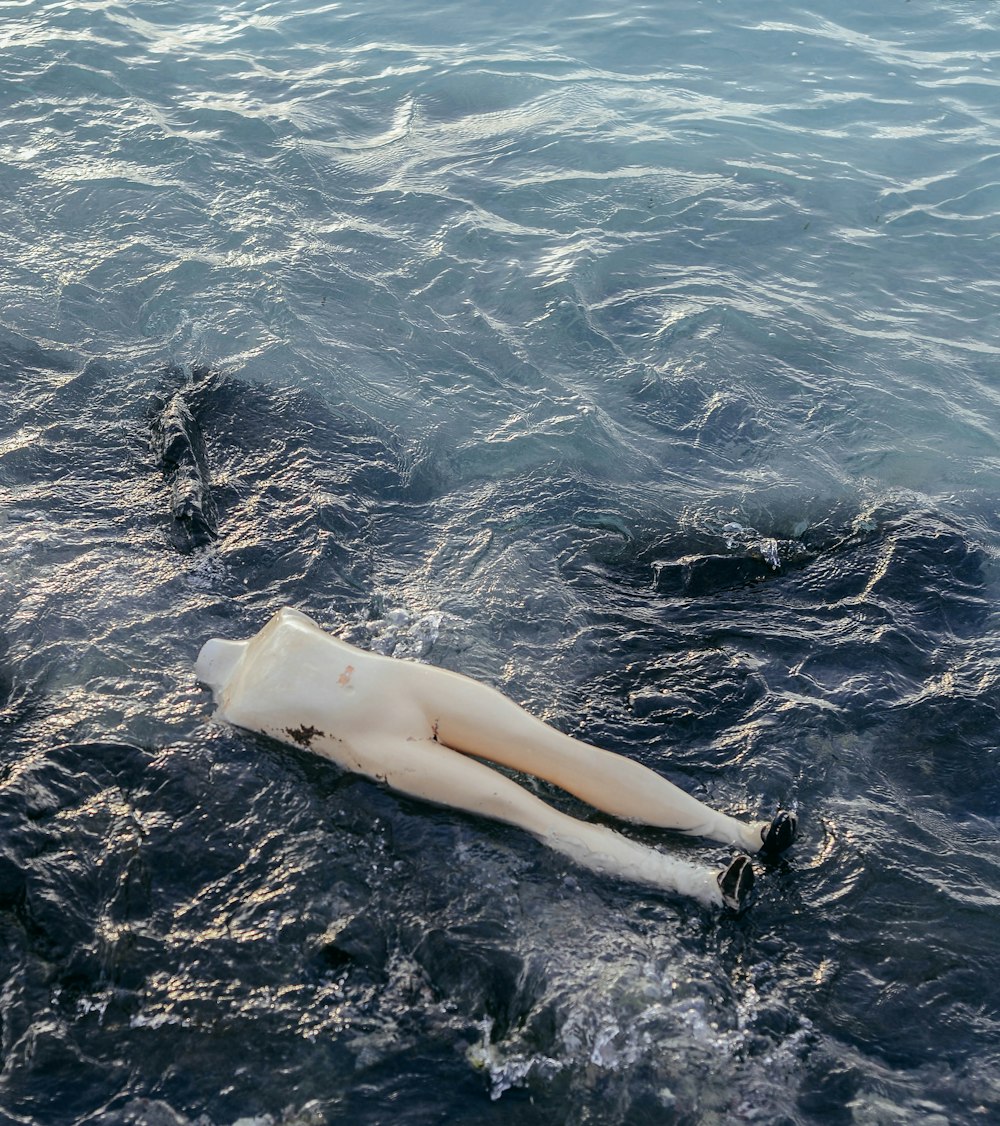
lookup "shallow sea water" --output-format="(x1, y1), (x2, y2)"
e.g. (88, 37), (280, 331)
(1, 1), (999, 1123)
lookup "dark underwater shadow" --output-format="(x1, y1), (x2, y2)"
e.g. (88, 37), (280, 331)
(556, 496), (1000, 1122)
(3, 344), (999, 1125)
(147, 364), (412, 618)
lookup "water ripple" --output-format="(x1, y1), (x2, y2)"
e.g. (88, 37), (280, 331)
(2, 0), (1000, 1122)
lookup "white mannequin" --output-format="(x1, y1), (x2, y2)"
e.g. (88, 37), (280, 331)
(196, 607), (795, 910)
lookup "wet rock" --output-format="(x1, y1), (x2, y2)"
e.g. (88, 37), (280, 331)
(653, 553), (775, 596)
(0, 852), (26, 909)
(315, 912), (388, 979)
(414, 926), (527, 1038)
(148, 366), (220, 554)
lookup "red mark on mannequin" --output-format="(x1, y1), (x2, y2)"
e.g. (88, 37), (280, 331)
(338, 664), (354, 686)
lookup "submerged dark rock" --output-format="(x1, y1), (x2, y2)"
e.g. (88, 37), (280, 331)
(148, 366), (220, 553)
(315, 911), (389, 979)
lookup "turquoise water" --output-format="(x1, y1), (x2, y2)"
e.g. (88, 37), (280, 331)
(1, 1), (999, 1123)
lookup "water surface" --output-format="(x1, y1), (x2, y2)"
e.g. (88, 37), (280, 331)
(1, 1), (999, 1122)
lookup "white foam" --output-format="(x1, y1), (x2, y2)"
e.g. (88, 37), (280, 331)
(352, 604), (447, 659)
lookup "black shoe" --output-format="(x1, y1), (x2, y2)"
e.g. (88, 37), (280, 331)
(718, 854), (755, 912)
(760, 810), (797, 858)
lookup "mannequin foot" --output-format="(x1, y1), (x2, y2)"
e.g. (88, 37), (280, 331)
(718, 854), (755, 912)
(760, 810), (797, 858)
